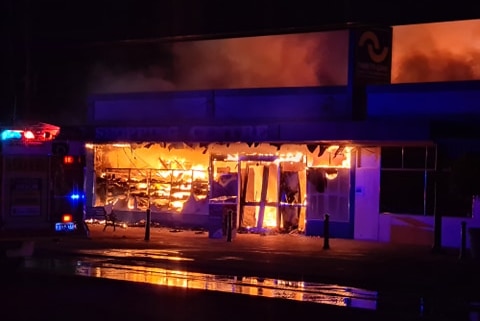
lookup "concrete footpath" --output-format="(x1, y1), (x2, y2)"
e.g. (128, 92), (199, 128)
(12, 223), (480, 297)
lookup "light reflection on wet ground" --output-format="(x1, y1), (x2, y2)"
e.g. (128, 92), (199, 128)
(76, 249), (194, 262)
(23, 256), (378, 310)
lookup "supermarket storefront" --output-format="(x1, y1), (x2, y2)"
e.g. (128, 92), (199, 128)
(86, 86), (357, 238)
(84, 26), (394, 240)
(89, 140), (354, 238)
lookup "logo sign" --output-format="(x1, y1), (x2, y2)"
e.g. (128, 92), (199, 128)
(351, 27), (392, 84)
(358, 31), (389, 63)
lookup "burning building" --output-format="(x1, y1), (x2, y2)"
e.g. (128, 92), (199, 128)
(5, 79), (480, 248)
(84, 24), (390, 239)
(78, 23), (480, 248)
(86, 86), (356, 238)
(91, 140), (353, 234)
(3, 21), (480, 249)
(85, 75), (480, 247)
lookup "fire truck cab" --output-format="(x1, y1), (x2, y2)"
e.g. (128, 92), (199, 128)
(0, 122), (88, 236)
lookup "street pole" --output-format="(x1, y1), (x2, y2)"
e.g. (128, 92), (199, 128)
(226, 210), (232, 242)
(144, 208), (151, 241)
(323, 213), (330, 250)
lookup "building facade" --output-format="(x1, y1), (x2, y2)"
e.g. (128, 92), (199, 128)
(85, 75), (480, 249)
(3, 25), (473, 249)
(84, 25), (480, 248)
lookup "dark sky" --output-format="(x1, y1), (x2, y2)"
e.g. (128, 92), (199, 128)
(1, 0), (479, 126)
(20, 0), (480, 44)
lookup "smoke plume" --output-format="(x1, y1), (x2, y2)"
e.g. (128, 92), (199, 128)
(170, 31), (349, 90)
(392, 20), (480, 83)
(88, 30), (349, 94)
(88, 19), (480, 95)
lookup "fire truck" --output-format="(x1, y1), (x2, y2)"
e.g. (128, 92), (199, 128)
(0, 122), (89, 236)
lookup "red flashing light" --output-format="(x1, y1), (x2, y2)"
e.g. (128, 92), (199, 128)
(62, 214), (73, 222)
(63, 155), (74, 164)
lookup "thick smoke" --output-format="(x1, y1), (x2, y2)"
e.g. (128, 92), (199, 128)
(392, 20), (480, 83)
(170, 31), (348, 90)
(88, 20), (480, 95)
(88, 30), (349, 94)
(90, 64), (176, 93)
(88, 43), (176, 93)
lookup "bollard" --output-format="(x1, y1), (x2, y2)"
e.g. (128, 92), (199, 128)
(144, 208), (151, 241)
(459, 221), (467, 260)
(323, 213), (330, 250)
(226, 210), (233, 242)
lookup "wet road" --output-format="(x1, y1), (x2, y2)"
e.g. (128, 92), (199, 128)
(1, 266), (394, 321)
(12, 254), (480, 321)
(4, 225), (480, 320)
(24, 256), (379, 309)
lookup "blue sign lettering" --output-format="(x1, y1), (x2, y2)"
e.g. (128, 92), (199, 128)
(189, 125), (268, 142)
(95, 127), (179, 141)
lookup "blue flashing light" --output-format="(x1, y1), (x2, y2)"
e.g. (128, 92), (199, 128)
(1, 130), (22, 141)
(69, 193), (84, 200)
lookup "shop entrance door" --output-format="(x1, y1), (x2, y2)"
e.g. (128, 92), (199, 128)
(238, 156), (279, 232)
(279, 161), (307, 233)
(305, 167), (353, 238)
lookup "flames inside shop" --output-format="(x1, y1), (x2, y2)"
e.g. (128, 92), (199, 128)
(90, 142), (353, 233)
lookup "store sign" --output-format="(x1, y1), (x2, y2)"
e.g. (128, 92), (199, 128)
(95, 125), (271, 142)
(351, 27), (392, 84)
(347, 26), (392, 120)
(188, 125), (269, 142)
(95, 127), (180, 141)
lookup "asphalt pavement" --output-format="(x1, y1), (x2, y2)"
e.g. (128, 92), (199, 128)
(2, 224), (480, 320)
(18, 224), (480, 292)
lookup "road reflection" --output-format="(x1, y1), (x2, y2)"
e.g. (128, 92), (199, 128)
(76, 248), (194, 262)
(23, 256), (378, 310)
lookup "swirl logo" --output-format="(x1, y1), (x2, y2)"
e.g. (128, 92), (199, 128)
(358, 31), (389, 63)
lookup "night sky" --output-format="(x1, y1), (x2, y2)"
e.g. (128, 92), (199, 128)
(1, 0), (479, 126)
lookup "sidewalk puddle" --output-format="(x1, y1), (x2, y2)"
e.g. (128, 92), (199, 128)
(23, 256), (378, 310)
